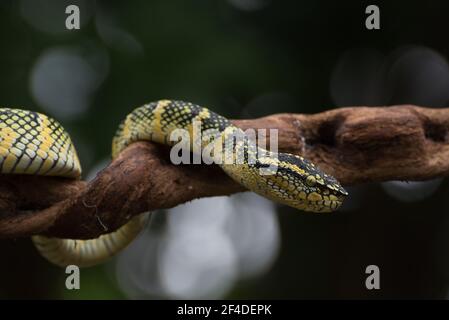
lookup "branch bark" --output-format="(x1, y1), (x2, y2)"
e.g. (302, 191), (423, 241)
(1, 105), (448, 239)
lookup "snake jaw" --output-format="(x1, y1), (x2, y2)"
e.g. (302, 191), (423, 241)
(288, 186), (347, 213)
(298, 177), (348, 213)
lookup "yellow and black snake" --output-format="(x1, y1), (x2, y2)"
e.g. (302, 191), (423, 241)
(0, 100), (347, 267)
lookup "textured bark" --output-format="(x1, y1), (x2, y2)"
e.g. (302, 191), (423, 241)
(0, 105), (448, 239)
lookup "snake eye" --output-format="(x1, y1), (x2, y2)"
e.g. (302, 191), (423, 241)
(305, 175), (316, 187)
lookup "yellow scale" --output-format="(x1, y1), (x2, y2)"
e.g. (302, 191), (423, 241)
(0, 100), (347, 267)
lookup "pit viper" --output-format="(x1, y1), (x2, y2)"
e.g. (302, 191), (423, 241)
(0, 100), (347, 267)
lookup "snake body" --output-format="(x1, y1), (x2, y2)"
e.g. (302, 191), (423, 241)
(0, 100), (347, 267)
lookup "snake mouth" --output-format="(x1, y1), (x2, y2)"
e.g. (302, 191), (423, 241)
(321, 199), (345, 212)
(301, 199), (344, 213)
(291, 191), (347, 213)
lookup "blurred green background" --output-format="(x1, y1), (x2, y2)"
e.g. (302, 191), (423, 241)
(2, 0), (449, 299)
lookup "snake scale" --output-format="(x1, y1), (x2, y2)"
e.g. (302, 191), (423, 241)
(0, 100), (347, 267)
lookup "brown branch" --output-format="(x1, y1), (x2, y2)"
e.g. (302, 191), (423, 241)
(1, 104), (448, 239)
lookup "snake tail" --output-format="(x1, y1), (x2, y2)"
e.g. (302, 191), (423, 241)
(32, 214), (148, 267)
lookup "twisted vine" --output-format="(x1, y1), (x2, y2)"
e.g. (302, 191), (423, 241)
(1, 104), (448, 239)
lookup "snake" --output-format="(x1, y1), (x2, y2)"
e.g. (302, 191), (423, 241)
(0, 100), (347, 267)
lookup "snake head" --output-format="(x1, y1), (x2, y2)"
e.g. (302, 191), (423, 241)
(256, 153), (348, 213)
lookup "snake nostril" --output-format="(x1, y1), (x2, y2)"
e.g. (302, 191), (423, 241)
(423, 120), (447, 143)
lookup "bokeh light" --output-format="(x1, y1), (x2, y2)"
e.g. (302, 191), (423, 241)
(330, 48), (386, 106)
(95, 9), (144, 56)
(114, 193), (280, 299)
(30, 45), (109, 120)
(386, 46), (449, 107)
(381, 179), (443, 203)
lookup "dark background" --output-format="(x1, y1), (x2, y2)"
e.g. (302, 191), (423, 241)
(1, 0), (449, 299)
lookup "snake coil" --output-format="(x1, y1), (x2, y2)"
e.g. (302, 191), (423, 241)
(0, 100), (347, 267)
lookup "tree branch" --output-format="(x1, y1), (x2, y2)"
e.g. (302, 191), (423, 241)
(1, 105), (448, 239)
